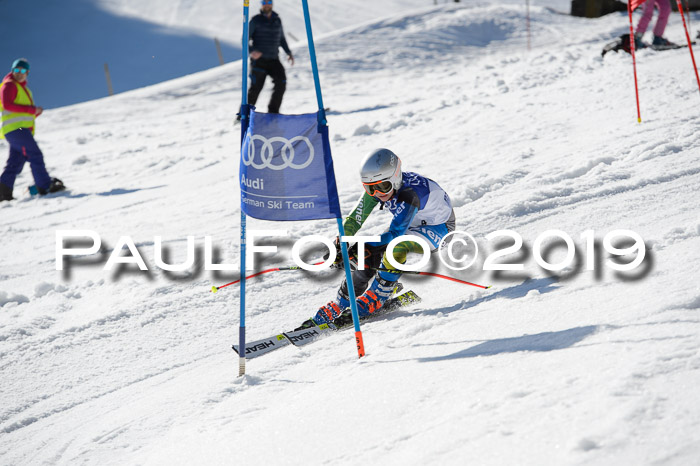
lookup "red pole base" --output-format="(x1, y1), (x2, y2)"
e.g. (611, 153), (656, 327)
(355, 331), (365, 358)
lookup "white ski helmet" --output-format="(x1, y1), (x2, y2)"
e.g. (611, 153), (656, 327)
(359, 148), (402, 196)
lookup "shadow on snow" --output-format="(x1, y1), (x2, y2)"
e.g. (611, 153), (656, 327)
(22, 185), (165, 200)
(417, 325), (599, 362)
(414, 276), (560, 318)
(388, 277), (598, 362)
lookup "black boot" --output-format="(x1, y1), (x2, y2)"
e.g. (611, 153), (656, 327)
(0, 182), (13, 202)
(38, 178), (66, 195)
(332, 309), (354, 328)
(294, 319), (317, 331)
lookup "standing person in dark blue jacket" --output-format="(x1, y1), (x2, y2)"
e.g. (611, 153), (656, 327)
(248, 0), (294, 114)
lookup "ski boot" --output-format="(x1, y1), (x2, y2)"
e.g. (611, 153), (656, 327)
(295, 291), (351, 330)
(0, 182), (14, 202)
(652, 35), (676, 47)
(37, 178), (66, 195)
(354, 263), (402, 318)
(332, 309), (355, 328)
(634, 33), (648, 50)
(332, 282), (405, 328)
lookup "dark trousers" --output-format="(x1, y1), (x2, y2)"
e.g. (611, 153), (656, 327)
(1, 128), (50, 190)
(338, 266), (376, 302)
(248, 58), (287, 113)
(337, 245), (387, 301)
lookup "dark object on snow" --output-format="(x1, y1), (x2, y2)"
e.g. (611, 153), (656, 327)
(0, 182), (13, 201)
(37, 177), (66, 195)
(602, 33), (694, 57)
(649, 41), (692, 50)
(602, 34), (635, 56)
(571, 0), (627, 18)
(652, 35), (677, 47)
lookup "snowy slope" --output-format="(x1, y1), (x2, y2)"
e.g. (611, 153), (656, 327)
(2, 2), (700, 465)
(0, 0), (440, 108)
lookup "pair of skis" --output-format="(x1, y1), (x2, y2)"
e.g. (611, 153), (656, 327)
(602, 33), (696, 57)
(232, 289), (421, 360)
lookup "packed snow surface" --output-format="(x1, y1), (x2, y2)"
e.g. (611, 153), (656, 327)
(1, 1), (699, 465)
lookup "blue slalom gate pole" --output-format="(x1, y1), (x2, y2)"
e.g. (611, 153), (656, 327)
(239, 213), (247, 375)
(302, 0), (365, 357)
(301, 0), (327, 126)
(240, 0), (251, 137)
(336, 219), (366, 356)
(238, 0), (251, 376)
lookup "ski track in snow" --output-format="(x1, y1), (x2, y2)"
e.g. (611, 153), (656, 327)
(1, 2), (700, 465)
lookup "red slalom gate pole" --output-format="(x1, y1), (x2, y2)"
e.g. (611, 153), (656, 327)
(415, 271), (491, 289)
(366, 267), (490, 289)
(211, 261), (325, 293)
(214, 261), (491, 293)
(628, 2), (642, 123)
(676, 0), (700, 94)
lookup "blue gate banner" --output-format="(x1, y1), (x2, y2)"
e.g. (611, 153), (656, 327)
(240, 110), (341, 221)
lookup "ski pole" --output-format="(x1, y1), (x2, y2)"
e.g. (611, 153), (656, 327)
(211, 261), (325, 293)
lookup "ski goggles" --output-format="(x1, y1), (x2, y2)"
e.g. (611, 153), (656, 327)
(12, 68), (28, 74)
(261, 0), (273, 4)
(363, 180), (394, 196)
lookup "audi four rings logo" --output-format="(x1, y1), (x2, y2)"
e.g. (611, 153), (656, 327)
(243, 135), (315, 170)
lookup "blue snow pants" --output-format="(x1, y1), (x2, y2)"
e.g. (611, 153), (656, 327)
(1, 128), (51, 190)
